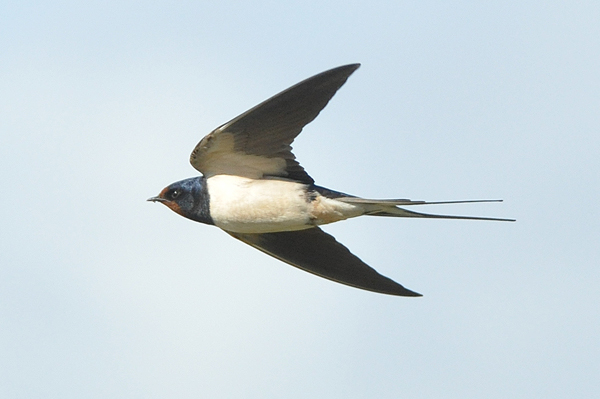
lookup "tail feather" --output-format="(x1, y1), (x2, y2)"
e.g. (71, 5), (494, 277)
(338, 197), (505, 206)
(336, 197), (515, 222)
(367, 207), (515, 222)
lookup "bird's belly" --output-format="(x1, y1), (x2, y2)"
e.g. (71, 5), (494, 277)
(206, 175), (314, 233)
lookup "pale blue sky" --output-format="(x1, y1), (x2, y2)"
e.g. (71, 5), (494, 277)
(1, 1), (599, 398)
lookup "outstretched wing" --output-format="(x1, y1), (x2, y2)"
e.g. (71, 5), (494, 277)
(190, 64), (360, 184)
(227, 227), (421, 297)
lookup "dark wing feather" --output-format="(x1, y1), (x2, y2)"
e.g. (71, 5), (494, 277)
(227, 227), (421, 297)
(190, 64), (360, 184)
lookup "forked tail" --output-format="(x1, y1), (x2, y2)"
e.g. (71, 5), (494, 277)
(337, 197), (515, 222)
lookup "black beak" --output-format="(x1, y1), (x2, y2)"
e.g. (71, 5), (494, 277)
(147, 196), (166, 203)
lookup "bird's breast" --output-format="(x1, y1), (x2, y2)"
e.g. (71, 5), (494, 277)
(206, 175), (315, 233)
(206, 175), (364, 233)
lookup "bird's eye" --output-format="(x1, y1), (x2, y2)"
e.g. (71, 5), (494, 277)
(168, 189), (181, 200)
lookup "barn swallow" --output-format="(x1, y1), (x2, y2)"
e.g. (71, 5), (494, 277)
(148, 64), (514, 297)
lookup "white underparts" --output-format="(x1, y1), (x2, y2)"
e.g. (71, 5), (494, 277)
(206, 175), (364, 233)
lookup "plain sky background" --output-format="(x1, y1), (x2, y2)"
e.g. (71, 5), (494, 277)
(1, 1), (598, 398)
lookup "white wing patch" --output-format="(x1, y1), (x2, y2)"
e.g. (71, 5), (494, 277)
(191, 131), (287, 179)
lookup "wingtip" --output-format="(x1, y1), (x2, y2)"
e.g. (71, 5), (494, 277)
(325, 63), (361, 76)
(396, 288), (423, 297)
(345, 63), (361, 73)
(382, 282), (422, 297)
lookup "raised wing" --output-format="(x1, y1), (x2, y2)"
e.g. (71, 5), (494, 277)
(227, 227), (422, 297)
(190, 64), (360, 184)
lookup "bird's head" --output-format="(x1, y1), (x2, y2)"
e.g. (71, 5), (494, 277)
(148, 176), (213, 225)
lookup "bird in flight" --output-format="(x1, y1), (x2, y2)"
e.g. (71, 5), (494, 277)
(148, 64), (514, 297)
